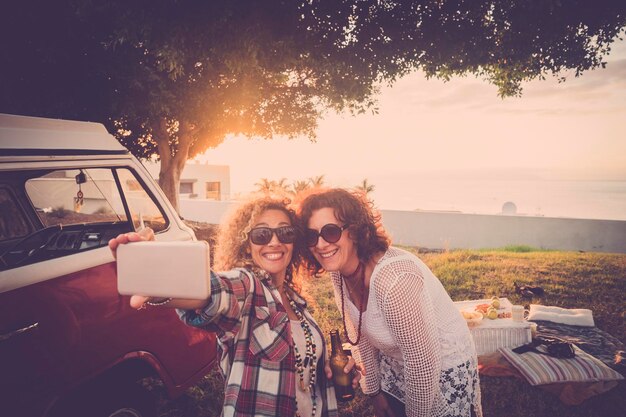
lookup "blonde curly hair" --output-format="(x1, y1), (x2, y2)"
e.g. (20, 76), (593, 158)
(213, 195), (302, 289)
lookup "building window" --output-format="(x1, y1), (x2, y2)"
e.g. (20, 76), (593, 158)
(180, 180), (194, 194)
(206, 182), (221, 200)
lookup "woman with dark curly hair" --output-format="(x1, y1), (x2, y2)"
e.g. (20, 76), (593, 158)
(298, 189), (482, 417)
(110, 195), (360, 417)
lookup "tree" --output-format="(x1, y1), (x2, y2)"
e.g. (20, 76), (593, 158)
(254, 177), (316, 198)
(2, 1), (625, 210)
(308, 175), (326, 188)
(292, 180), (312, 196)
(254, 177), (290, 195)
(274, 178), (291, 194)
(254, 178), (275, 195)
(2, 1), (329, 212)
(356, 179), (376, 197)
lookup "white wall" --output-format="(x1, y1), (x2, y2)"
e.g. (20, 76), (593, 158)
(179, 199), (238, 225)
(381, 210), (626, 254)
(177, 200), (626, 254)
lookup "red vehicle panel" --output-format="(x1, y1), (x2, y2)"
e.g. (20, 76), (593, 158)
(0, 114), (217, 417)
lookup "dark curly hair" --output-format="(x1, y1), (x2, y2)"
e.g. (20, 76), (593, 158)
(297, 188), (391, 276)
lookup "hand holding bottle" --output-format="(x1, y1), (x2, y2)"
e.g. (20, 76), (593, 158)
(327, 329), (363, 401)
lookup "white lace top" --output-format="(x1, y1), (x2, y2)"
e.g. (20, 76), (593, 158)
(331, 247), (482, 417)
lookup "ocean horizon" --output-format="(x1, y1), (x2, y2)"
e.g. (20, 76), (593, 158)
(368, 178), (626, 221)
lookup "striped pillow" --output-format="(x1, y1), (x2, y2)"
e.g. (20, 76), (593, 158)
(499, 345), (624, 386)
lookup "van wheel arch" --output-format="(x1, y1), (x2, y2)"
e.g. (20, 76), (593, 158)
(50, 381), (157, 417)
(48, 359), (160, 417)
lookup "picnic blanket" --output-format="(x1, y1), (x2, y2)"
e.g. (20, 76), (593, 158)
(478, 320), (625, 405)
(533, 320), (625, 373)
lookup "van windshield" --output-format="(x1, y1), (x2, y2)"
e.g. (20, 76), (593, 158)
(0, 167), (168, 270)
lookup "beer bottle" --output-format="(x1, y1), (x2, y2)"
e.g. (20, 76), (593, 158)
(329, 329), (355, 402)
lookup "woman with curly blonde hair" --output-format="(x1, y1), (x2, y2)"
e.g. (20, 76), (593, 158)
(213, 196), (302, 285)
(110, 194), (360, 417)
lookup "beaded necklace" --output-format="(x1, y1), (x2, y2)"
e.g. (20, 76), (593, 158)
(340, 261), (366, 345)
(284, 290), (318, 417)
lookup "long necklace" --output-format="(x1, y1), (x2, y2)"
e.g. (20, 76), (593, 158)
(284, 290), (318, 417)
(340, 261), (367, 346)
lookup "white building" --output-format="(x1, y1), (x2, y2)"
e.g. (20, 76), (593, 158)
(144, 161), (231, 201)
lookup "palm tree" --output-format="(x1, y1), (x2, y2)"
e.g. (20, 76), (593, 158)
(308, 175), (325, 188)
(356, 178), (375, 197)
(254, 177), (293, 196)
(292, 180), (311, 196)
(274, 178), (290, 194)
(254, 178), (274, 194)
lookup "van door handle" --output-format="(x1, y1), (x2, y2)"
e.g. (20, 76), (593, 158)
(0, 322), (39, 342)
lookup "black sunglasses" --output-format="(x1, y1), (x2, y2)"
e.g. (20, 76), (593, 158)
(304, 224), (349, 247)
(249, 226), (297, 245)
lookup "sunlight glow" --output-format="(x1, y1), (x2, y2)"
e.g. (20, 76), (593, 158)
(194, 41), (626, 219)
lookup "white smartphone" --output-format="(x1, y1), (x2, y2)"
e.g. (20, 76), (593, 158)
(117, 240), (211, 299)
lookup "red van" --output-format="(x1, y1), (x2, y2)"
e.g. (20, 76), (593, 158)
(0, 114), (217, 417)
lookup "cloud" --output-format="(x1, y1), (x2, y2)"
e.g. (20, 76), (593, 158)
(380, 44), (626, 117)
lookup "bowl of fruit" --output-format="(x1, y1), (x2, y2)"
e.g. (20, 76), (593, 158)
(474, 303), (498, 319)
(474, 296), (511, 320)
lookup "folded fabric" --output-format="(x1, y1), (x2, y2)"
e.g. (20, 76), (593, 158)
(478, 350), (620, 405)
(527, 304), (594, 327)
(499, 344), (623, 386)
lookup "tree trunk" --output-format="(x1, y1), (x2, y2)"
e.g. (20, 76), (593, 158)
(158, 163), (182, 214)
(153, 118), (193, 215)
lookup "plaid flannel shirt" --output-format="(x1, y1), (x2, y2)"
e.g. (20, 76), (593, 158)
(178, 268), (338, 417)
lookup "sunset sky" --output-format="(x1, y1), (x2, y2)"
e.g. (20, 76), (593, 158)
(196, 38), (626, 212)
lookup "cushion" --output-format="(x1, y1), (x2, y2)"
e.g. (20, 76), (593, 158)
(527, 304), (594, 327)
(499, 344), (624, 386)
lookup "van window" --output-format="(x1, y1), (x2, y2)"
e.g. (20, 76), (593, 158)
(24, 168), (168, 233)
(25, 169), (128, 227)
(0, 188), (31, 240)
(116, 169), (168, 233)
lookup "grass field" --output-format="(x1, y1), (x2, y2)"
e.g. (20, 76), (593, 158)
(152, 243), (626, 417)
